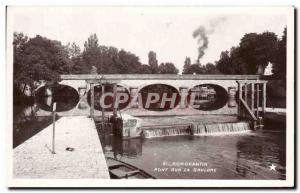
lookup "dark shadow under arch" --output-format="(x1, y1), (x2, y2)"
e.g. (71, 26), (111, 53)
(87, 84), (131, 112)
(187, 84), (228, 111)
(35, 84), (79, 112)
(138, 84), (181, 111)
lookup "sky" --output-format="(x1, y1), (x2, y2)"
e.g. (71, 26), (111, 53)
(8, 7), (287, 73)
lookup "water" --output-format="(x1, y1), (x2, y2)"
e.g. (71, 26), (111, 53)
(143, 126), (192, 138)
(99, 129), (286, 180)
(143, 122), (251, 138)
(13, 91), (286, 180)
(13, 104), (60, 148)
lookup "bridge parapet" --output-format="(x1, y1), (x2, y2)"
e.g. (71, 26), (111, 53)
(60, 74), (261, 80)
(58, 74), (261, 94)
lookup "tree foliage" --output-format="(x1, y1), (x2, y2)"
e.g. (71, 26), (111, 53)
(238, 32), (278, 74)
(13, 33), (70, 88)
(158, 62), (179, 74)
(182, 57), (191, 74)
(182, 51), (220, 74)
(216, 48), (247, 74)
(138, 64), (152, 74)
(13, 33), (180, 92)
(78, 34), (149, 74)
(272, 28), (286, 79)
(148, 51), (159, 73)
(216, 31), (280, 75)
(182, 60), (219, 74)
(204, 62), (220, 74)
(183, 64), (205, 74)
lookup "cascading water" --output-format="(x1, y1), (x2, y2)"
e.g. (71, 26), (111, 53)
(192, 122), (250, 136)
(143, 125), (192, 138)
(142, 122), (251, 138)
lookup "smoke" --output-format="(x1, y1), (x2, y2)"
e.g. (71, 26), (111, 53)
(193, 26), (208, 62)
(193, 17), (227, 62)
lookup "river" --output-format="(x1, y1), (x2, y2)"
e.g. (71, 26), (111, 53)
(13, 93), (286, 179)
(100, 129), (286, 179)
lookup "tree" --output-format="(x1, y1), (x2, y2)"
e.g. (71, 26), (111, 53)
(183, 57), (220, 74)
(91, 66), (98, 74)
(13, 33), (71, 91)
(116, 49), (142, 74)
(148, 51), (159, 73)
(13, 32), (29, 86)
(216, 31), (279, 74)
(138, 64), (152, 74)
(238, 32), (278, 74)
(158, 62), (179, 74)
(183, 63), (206, 74)
(182, 57), (191, 74)
(80, 34), (145, 74)
(272, 27), (286, 79)
(67, 42), (81, 59)
(84, 33), (99, 51)
(216, 47), (247, 74)
(82, 33), (101, 73)
(204, 63), (220, 74)
(13, 33), (72, 104)
(13, 32), (28, 51)
(216, 51), (231, 74)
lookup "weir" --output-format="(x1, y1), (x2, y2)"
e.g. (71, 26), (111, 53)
(142, 121), (251, 138)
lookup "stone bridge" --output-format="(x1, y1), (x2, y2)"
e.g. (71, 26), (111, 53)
(36, 74), (262, 117)
(59, 74), (260, 93)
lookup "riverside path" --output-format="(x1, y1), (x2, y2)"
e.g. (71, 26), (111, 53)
(13, 116), (109, 179)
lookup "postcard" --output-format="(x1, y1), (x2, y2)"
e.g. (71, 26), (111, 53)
(6, 6), (295, 188)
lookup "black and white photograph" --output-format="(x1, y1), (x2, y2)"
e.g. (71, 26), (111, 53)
(6, 6), (294, 188)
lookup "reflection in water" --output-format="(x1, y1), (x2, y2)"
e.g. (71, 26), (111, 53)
(98, 127), (142, 160)
(188, 84), (228, 111)
(13, 104), (59, 148)
(13, 84), (80, 147)
(35, 84), (79, 112)
(98, 127), (286, 179)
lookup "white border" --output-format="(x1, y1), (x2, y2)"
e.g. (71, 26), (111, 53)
(4, 5), (295, 188)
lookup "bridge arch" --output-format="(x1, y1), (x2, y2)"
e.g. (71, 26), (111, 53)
(86, 83), (131, 112)
(35, 84), (80, 112)
(187, 83), (229, 111)
(137, 83), (181, 111)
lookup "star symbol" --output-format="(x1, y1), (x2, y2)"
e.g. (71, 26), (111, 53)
(269, 164), (276, 171)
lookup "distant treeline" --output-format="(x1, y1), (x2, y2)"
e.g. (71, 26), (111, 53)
(13, 33), (179, 88)
(13, 28), (286, 90)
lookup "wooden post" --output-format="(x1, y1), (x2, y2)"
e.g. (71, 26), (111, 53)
(101, 84), (105, 129)
(237, 82), (241, 118)
(90, 83), (94, 118)
(262, 83), (266, 117)
(256, 83), (259, 117)
(251, 83), (254, 112)
(113, 83), (117, 117)
(52, 102), (56, 154)
(244, 83), (248, 106)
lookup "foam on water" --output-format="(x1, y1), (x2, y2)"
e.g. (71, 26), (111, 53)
(142, 122), (251, 138)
